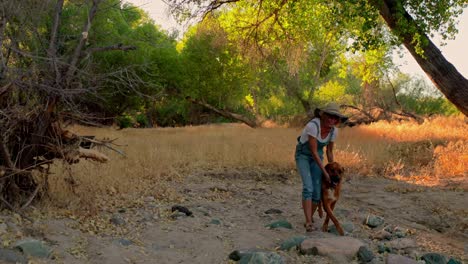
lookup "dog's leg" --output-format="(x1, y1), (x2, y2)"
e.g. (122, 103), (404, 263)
(321, 199), (331, 232)
(318, 201), (323, 218)
(322, 200), (344, 235)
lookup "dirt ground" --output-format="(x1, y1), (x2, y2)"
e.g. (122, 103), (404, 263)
(1, 170), (467, 264)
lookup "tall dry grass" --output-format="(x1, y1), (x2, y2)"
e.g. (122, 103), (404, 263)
(46, 116), (467, 210)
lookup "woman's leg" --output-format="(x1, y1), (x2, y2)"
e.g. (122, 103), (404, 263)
(309, 159), (323, 219)
(296, 156), (313, 226)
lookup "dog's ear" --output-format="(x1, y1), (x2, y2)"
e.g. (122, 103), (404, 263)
(338, 165), (344, 175)
(325, 163), (332, 172)
(325, 162), (345, 175)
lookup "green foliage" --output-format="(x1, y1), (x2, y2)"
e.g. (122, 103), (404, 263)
(154, 98), (190, 127)
(397, 95), (460, 116)
(135, 113), (150, 127)
(178, 16), (250, 111)
(116, 114), (134, 129)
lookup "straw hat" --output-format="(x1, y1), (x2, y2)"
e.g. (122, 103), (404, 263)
(316, 102), (348, 123)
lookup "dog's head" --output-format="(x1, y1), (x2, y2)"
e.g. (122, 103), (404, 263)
(325, 162), (344, 187)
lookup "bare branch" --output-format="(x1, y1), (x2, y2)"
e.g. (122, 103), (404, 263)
(47, 0), (65, 85)
(66, 0), (101, 81)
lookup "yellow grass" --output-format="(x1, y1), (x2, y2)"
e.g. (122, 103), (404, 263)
(46, 116), (467, 209)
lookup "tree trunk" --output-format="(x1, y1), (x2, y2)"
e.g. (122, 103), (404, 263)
(186, 97), (259, 127)
(66, 0), (100, 82)
(375, 0), (468, 116)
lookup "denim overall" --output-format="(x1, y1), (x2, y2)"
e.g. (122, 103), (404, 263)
(295, 121), (334, 204)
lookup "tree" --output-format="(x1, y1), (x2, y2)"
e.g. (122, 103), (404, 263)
(178, 16), (256, 125)
(168, 0), (468, 116)
(0, 0), (154, 207)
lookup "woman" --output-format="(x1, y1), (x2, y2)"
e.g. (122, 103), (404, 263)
(295, 102), (347, 232)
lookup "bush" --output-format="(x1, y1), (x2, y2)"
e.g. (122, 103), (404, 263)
(116, 115), (134, 128)
(135, 113), (150, 127)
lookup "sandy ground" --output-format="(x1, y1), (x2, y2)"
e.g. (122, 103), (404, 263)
(1, 171), (467, 263)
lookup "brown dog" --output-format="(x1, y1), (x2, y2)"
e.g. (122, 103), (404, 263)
(318, 162), (345, 235)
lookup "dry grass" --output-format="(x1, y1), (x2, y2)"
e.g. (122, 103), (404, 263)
(45, 116), (467, 210)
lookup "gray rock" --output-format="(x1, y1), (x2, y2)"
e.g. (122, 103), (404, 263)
(117, 238), (133, 246)
(265, 220), (292, 229)
(299, 236), (364, 259)
(394, 231), (406, 238)
(386, 254), (419, 264)
(387, 238), (417, 250)
(447, 258), (462, 264)
(279, 236), (306, 251)
(377, 243), (391, 254)
(372, 230), (392, 240)
(421, 253), (447, 264)
(0, 248), (26, 264)
(110, 215), (126, 225)
(229, 249), (284, 264)
(210, 218), (221, 225)
(239, 251), (284, 264)
(14, 239), (51, 258)
(329, 222), (355, 235)
(357, 246), (374, 263)
(365, 215), (384, 228)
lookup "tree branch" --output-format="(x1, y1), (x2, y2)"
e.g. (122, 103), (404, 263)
(85, 44), (137, 54)
(186, 96), (259, 128)
(66, 0), (100, 82)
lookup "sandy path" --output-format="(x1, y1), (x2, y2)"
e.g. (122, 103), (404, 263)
(4, 172), (466, 263)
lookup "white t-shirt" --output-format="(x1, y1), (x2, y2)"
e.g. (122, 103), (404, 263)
(299, 118), (338, 144)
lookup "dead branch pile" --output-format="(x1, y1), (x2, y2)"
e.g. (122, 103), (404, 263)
(0, 0), (132, 210)
(0, 89), (115, 209)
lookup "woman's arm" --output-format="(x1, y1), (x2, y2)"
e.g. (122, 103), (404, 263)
(326, 141), (334, 163)
(308, 135), (330, 183)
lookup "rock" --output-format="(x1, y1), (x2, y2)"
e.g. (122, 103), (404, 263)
(447, 258), (462, 264)
(384, 225), (408, 238)
(171, 211), (188, 219)
(171, 205), (193, 216)
(117, 238), (133, 246)
(357, 246), (374, 263)
(265, 220), (292, 229)
(365, 215), (384, 228)
(394, 231), (406, 238)
(14, 239), (51, 258)
(299, 236), (364, 259)
(387, 238), (417, 250)
(386, 254), (419, 264)
(110, 215), (126, 225)
(279, 236), (306, 251)
(329, 222), (355, 235)
(264, 208), (283, 214)
(421, 253), (447, 264)
(377, 243), (391, 254)
(239, 251), (284, 264)
(229, 249), (284, 264)
(0, 248), (26, 264)
(372, 230), (392, 240)
(210, 218), (221, 225)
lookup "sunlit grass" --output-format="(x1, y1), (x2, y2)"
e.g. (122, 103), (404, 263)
(46, 116), (467, 209)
